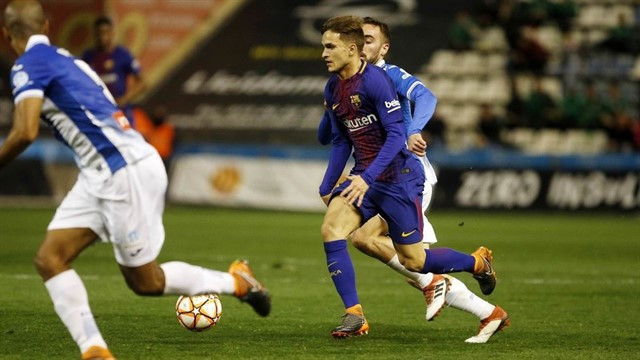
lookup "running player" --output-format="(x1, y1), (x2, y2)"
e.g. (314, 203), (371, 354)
(0, 1), (270, 359)
(318, 15), (496, 339)
(82, 16), (144, 127)
(318, 17), (509, 343)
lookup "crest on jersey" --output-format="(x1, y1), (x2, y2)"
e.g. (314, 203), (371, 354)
(350, 94), (361, 108)
(12, 71), (29, 90)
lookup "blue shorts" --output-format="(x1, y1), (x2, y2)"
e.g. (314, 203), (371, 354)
(331, 171), (425, 245)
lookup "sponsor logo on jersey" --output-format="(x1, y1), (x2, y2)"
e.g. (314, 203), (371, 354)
(385, 99), (400, 109)
(401, 230), (417, 237)
(342, 113), (378, 132)
(350, 94), (361, 108)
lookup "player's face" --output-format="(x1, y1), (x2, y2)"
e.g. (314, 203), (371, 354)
(322, 31), (352, 74)
(96, 24), (114, 50)
(362, 24), (389, 64)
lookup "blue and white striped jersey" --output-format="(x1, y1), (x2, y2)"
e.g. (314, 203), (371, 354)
(10, 35), (154, 182)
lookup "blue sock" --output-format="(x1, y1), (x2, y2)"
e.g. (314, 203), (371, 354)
(324, 240), (359, 309)
(423, 248), (476, 274)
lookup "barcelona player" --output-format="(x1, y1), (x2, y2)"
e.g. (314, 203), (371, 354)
(0, 1), (270, 359)
(319, 15), (497, 338)
(82, 16), (145, 127)
(319, 17), (509, 343)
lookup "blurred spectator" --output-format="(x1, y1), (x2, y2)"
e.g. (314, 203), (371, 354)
(547, 0), (577, 33)
(82, 16), (146, 128)
(599, 14), (634, 53)
(505, 75), (526, 128)
(578, 82), (606, 129)
(134, 105), (175, 168)
(559, 86), (587, 128)
(523, 0), (550, 27)
(602, 82), (630, 117)
(476, 104), (506, 147)
(523, 77), (556, 128)
(423, 112), (447, 148)
(448, 11), (478, 50)
(604, 112), (640, 152)
(510, 26), (550, 74)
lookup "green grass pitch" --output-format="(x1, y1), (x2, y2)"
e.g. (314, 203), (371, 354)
(0, 206), (638, 359)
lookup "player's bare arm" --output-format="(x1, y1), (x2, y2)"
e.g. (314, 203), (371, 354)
(0, 97), (42, 169)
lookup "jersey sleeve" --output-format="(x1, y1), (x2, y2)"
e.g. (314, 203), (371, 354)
(360, 70), (405, 185)
(386, 65), (437, 135)
(121, 47), (141, 76)
(317, 110), (332, 145)
(11, 58), (52, 104)
(406, 83), (437, 135)
(319, 84), (351, 196)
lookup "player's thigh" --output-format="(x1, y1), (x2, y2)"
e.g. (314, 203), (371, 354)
(119, 259), (165, 295)
(35, 228), (98, 280)
(375, 181), (423, 245)
(321, 196), (362, 241)
(105, 155), (167, 267)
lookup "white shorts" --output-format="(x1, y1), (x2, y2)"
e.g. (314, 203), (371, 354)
(420, 155), (438, 244)
(48, 154), (167, 267)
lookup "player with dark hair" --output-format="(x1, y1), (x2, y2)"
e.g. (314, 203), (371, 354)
(82, 15), (145, 127)
(0, 1), (270, 358)
(319, 15), (497, 338)
(318, 16), (509, 343)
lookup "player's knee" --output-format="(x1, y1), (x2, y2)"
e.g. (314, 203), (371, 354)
(320, 219), (343, 242)
(126, 277), (164, 296)
(349, 229), (368, 252)
(123, 273), (164, 296)
(33, 250), (66, 279)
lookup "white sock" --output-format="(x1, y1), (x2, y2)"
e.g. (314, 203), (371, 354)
(44, 269), (108, 353)
(445, 276), (495, 319)
(386, 255), (433, 288)
(160, 261), (235, 296)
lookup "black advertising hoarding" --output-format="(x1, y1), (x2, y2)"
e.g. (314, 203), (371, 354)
(143, 0), (458, 143)
(434, 169), (640, 211)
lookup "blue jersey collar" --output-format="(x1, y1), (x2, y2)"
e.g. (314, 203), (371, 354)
(375, 59), (386, 68)
(25, 34), (50, 52)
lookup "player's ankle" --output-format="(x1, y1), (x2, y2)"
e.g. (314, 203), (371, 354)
(472, 254), (483, 274)
(346, 304), (364, 315)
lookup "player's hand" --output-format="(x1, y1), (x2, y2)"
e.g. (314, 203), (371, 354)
(408, 133), (427, 157)
(341, 175), (369, 207)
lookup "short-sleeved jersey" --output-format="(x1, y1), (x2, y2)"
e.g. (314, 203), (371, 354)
(319, 61), (421, 195)
(11, 35), (154, 181)
(82, 45), (140, 99)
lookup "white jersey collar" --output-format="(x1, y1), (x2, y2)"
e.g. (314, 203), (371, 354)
(25, 34), (50, 52)
(375, 59), (386, 68)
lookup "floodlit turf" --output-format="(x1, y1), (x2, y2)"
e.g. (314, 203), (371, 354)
(0, 206), (638, 359)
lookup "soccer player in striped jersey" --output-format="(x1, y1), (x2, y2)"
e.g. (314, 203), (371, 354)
(0, 1), (269, 358)
(319, 15), (498, 339)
